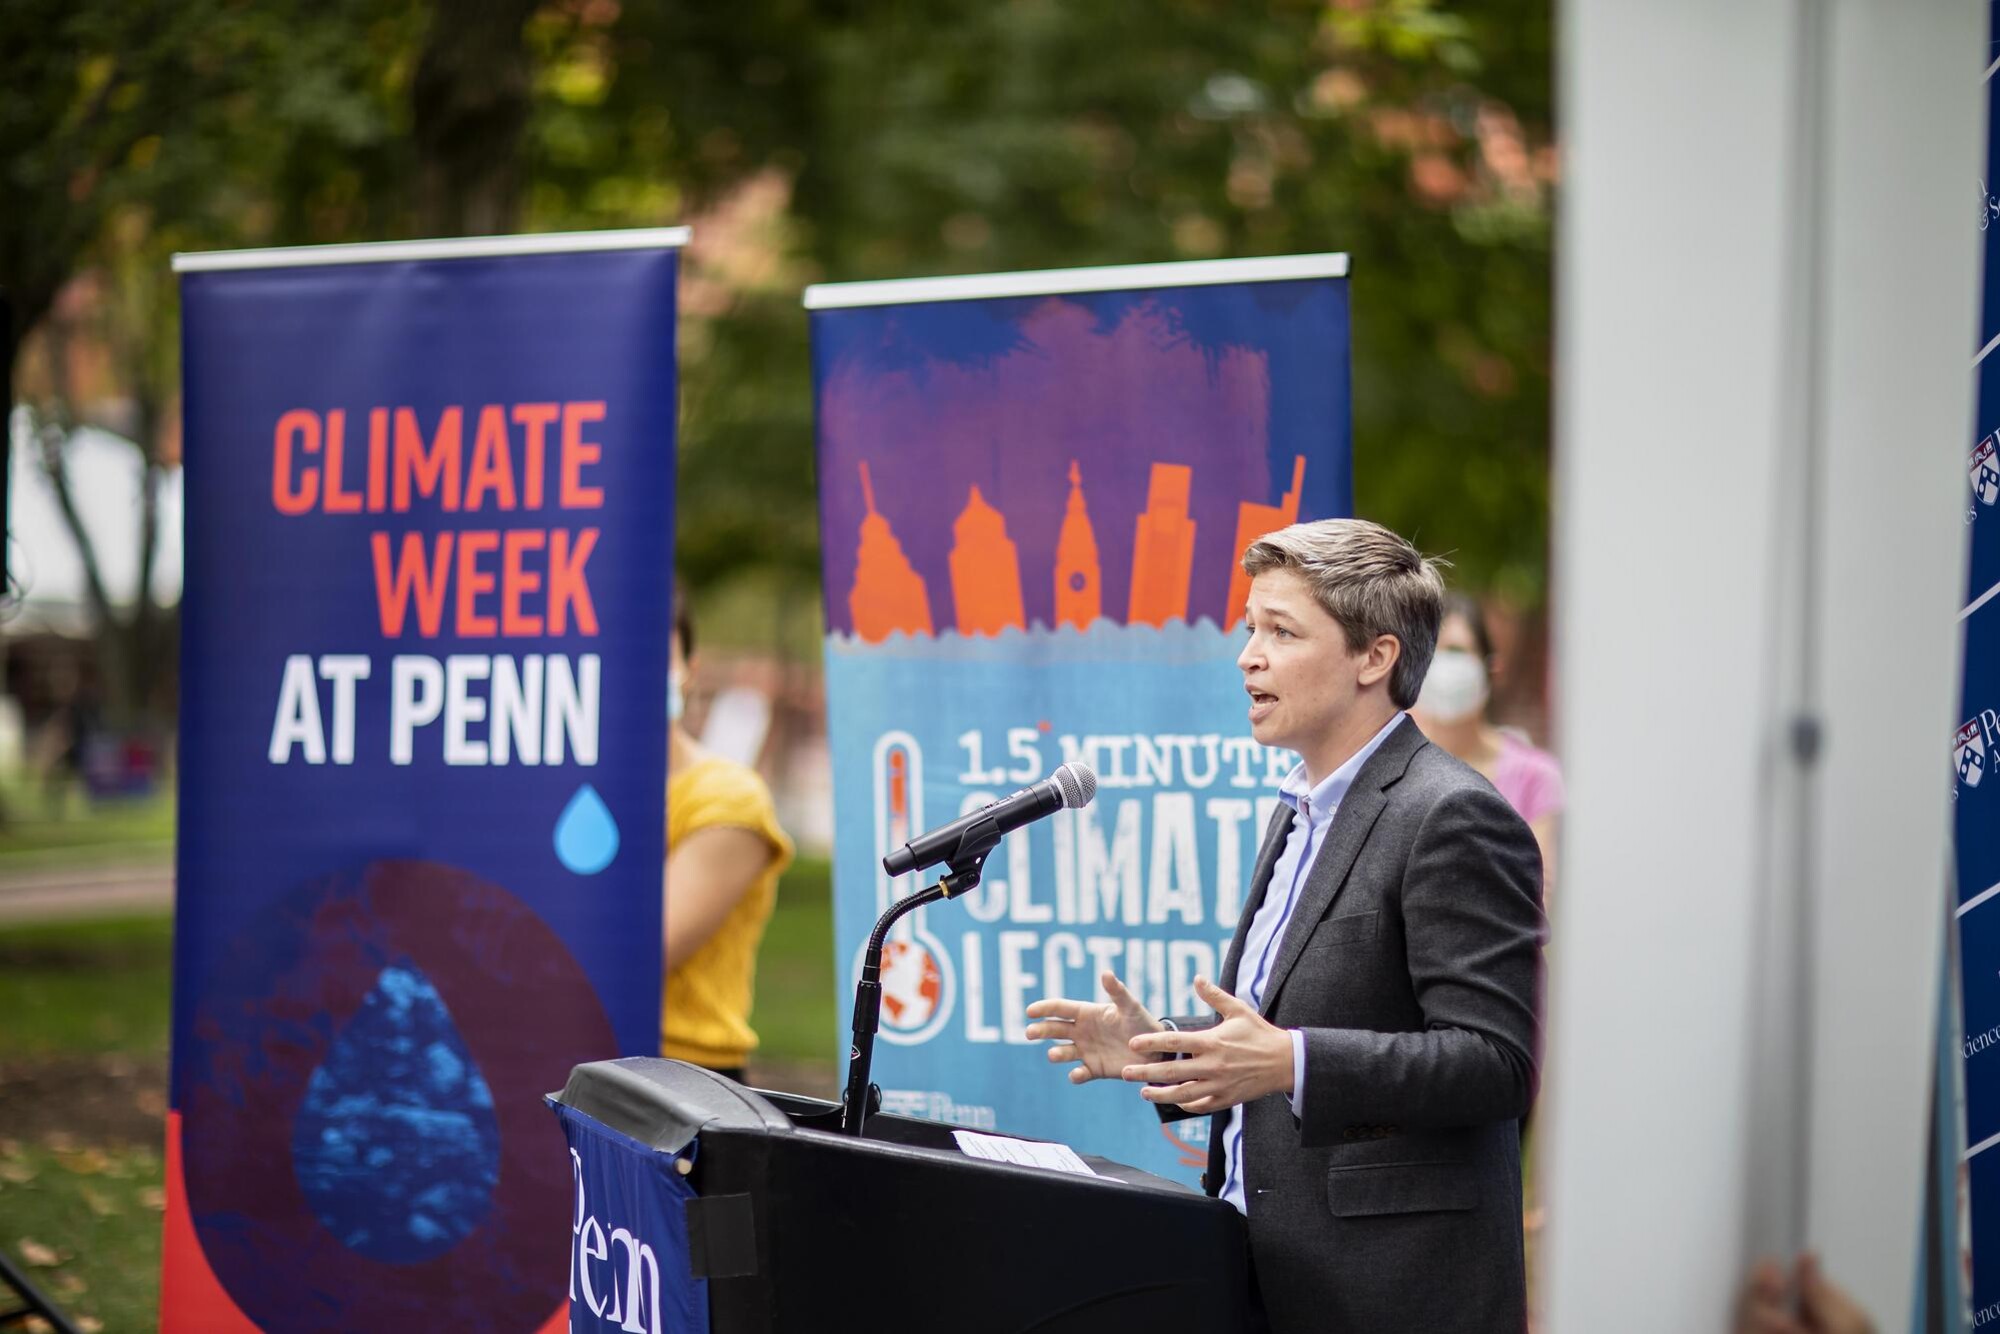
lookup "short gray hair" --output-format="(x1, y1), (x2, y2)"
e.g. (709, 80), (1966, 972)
(1241, 518), (1446, 709)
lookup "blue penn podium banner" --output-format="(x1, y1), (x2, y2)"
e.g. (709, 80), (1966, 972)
(551, 1102), (704, 1334)
(164, 231), (683, 1332)
(1960, 13), (2000, 1323)
(806, 257), (1353, 1187)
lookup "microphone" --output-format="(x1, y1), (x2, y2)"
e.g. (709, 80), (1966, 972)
(881, 762), (1098, 877)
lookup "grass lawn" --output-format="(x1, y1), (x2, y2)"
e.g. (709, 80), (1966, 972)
(0, 777), (175, 873)
(0, 913), (174, 1334)
(0, 1140), (165, 1333)
(0, 915), (175, 1060)
(0, 855), (839, 1329)
(751, 854), (837, 1066)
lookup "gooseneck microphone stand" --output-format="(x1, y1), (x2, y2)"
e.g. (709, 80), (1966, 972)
(837, 844), (993, 1137)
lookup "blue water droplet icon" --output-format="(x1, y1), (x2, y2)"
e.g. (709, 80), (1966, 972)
(554, 783), (620, 874)
(291, 964), (500, 1262)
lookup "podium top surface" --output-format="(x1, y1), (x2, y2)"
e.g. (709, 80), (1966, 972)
(550, 1057), (791, 1153)
(550, 1056), (1203, 1198)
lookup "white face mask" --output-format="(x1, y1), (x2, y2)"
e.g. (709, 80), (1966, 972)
(667, 675), (686, 723)
(1418, 649), (1488, 723)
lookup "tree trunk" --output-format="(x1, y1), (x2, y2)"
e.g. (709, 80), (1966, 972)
(36, 321), (137, 724)
(129, 378), (164, 726)
(411, 0), (542, 237)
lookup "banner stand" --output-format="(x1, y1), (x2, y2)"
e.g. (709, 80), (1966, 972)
(805, 253), (1353, 1186)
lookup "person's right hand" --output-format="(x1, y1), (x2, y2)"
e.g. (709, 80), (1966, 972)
(1025, 972), (1162, 1085)
(1735, 1254), (1875, 1334)
(1794, 1254), (1873, 1334)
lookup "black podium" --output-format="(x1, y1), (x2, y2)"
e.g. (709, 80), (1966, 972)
(551, 1057), (1251, 1333)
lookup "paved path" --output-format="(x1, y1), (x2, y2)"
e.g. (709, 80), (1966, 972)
(0, 860), (173, 924)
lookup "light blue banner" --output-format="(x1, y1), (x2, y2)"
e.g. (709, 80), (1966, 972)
(809, 266), (1352, 1184)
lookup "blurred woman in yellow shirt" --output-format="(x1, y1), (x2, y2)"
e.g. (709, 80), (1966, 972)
(662, 595), (793, 1080)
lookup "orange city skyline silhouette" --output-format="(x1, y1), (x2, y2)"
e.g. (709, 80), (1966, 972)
(848, 455), (1307, 643)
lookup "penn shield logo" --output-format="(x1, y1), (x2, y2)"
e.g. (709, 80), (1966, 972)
(1973, 435), (1999, 508)
(1959, 713), (1998, 791)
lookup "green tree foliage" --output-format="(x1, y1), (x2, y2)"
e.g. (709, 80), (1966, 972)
(0, 0), (506, 722)
(0, 0), (426, 359)
(554, 0), (1555, 611)
(3, 0), (1553, 693)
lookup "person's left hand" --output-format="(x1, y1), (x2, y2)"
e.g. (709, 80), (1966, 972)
(1737, 1258), (1807, 1334)
(1734, 1254), (1876, 1334)
(1120, 977), (1294, 1114)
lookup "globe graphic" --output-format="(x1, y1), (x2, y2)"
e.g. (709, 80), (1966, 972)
(879, 938), (944, 1030)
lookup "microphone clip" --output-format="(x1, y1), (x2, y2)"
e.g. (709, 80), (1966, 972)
(937, 844), (993, 899)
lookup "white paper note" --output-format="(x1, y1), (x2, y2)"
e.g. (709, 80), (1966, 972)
(951, 1130), (1100, 1177)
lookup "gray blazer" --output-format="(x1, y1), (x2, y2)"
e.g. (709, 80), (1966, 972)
(1165, 715), (1544, 1334)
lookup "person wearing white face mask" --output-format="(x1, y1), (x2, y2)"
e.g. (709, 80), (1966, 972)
(660, 583), (793, 1081)
(1412, 593), (1563, 896)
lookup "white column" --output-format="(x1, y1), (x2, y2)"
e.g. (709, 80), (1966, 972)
(1801, 0), (1977, 1309)
(1544, 0), (1977, 1329)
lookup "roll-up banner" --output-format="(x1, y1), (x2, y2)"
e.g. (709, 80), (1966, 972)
(551, 1102), (705, 1334)
(1964, 9), (2000, 1312)
(164, 229), (684, 1331)
(806, 255), (1353, 1185)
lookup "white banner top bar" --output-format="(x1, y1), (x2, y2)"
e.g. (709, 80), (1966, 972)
(172, 226), (692, 274)
(803, 252), (1350, 310)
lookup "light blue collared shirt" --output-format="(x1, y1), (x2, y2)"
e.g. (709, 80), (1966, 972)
(1218, 711), (1405, 1214)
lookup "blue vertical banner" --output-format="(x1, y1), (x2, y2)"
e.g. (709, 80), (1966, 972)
(164, 230), (684, 1332)
(550, 1103), (705, 1334)
(1962, 14), (2000, 1325)
(805, 257), (1353, 1185)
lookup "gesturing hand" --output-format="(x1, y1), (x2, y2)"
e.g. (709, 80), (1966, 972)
(1025, 972), (1161, 1085)
(1119, 977), (1294, 1115)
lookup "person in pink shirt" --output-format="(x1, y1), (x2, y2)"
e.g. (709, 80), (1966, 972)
(1412, 593), (1564, 894)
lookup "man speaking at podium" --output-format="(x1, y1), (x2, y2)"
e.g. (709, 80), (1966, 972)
(1027, 519), (1545, 1334)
